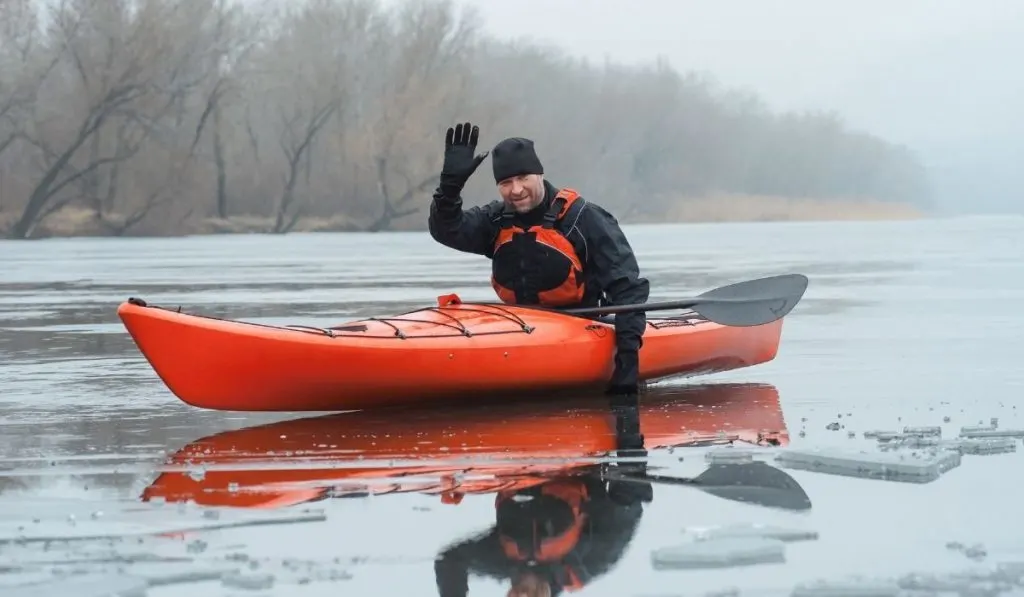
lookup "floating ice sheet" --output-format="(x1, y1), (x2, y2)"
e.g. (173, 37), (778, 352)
(682, 522), (819, 543)
(0, 544), (358, 591)
(960, 428), (1024, 439)
(704, 447), (758, 464)
(634, 561), (1024, 595)
(790, 579), (901, 597)
(4, 575), (150, 597)
(865, 427), (942, 441)
(881, 437), (1018, 455)
(0, 498), (326, 545)
(773, 447), (961, 483)
(651, 537), (786, 570)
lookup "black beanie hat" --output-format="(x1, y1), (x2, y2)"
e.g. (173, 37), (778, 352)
(491, 137), (544, 183)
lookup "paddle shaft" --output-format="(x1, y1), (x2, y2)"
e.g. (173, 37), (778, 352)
(457, 274), (808, 327)
(563, 297), (746, 317)
(605, 469), (699, 486)
(562, 273), (808, 327)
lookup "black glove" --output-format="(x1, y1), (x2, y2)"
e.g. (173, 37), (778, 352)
(605, 349), (639, 396)
(438, 122), (488, 199)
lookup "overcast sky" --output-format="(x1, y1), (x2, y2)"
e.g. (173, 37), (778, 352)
(331, 0), (1024, 213)
(443, 0), (1024, 214)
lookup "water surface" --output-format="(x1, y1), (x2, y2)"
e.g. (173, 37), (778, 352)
(2, 216), (1024, 595)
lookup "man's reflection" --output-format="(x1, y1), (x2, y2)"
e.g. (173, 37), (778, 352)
(434, 397), (651, 597)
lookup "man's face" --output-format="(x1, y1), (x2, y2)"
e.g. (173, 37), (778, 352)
(506, 571), (551, 597)
(497, 174), (544, 213)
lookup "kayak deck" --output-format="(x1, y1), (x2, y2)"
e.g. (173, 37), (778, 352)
(118, 296), (785, 411)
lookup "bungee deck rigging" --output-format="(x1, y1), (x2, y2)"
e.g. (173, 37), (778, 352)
(125, 296), (711, 341)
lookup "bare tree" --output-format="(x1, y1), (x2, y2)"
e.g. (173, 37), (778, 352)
(7, 0), (236, 238)
(0, 0), (934, 240)
(187, 0), (265, 220)
(353, 0), (482, 231)
(245, 0), (352, 233)
(0, 0), (62, 212)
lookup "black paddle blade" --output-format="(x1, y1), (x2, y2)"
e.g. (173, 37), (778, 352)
(690, 461), (811, 511)
(560, 273), (808, 327)
(691, 273), (809, 327)
(623, 461), (812, 511)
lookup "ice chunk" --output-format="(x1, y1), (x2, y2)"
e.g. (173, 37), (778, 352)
(222, 572), (276, 591)
(959, 428), (1024, 439)
(879, 437), (1017, 456)
(791, 579), (900, 597)
(0, 503), (326, 545)
(683, 522), (818, 543)
(704, 447), (757, 464)
(950, 438), (1017, 455)
(773, 447), (960, 483)
(651, 537), (785, 570)
(5, 575), (148, 597)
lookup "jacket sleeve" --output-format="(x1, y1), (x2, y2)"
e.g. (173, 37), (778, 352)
(434, 529), (508, 597)
(433, 535), (477, 597)
(573, 476), (649, 581)
(581, 204), (650, 353)
(428, 189), (502, 257)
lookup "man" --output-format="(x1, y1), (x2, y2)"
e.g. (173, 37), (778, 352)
(433, 399), (650, 597)
(433, 465), (653, 597)
(427, 122), (650, 395)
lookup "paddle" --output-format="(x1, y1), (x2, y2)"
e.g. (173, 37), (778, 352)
(605, 461), (813, 511)
(563, 273), (809, 327)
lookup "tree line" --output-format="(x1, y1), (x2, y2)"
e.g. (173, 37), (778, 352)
(0, 0), (932, 239)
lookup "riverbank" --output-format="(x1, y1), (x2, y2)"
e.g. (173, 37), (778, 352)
(651, 193), (924, 223)
(0, 195), (925, 239)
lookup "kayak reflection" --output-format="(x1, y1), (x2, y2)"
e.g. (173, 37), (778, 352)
(143, 383), (808, 596)
(142, 382), (791, 509)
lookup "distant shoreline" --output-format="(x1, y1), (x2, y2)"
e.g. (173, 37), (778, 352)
(0, 196), (925, 239)
(650, 194), (925, 223)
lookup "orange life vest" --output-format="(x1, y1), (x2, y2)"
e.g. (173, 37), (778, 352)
(491, 188), (586, 307)
(495, 478), (591, 591)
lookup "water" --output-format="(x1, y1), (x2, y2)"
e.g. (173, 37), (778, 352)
(2, 216), (1024, 595)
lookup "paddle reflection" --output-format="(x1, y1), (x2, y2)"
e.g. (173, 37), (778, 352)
(435, 459), (649, 595)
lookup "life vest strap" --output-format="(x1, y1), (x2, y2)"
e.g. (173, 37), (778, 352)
(500, 188), (581, 229)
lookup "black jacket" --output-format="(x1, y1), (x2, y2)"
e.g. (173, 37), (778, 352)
(432, 473), (652, 597)
(428, 180), (650, 353)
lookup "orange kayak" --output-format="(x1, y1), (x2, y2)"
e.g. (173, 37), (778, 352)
(117, 294), (785, 412)
(141, 382), (789, 509)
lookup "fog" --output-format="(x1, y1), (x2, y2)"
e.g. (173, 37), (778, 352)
(1, 0), (1018, 240)
(450, 0), (1024, 215)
